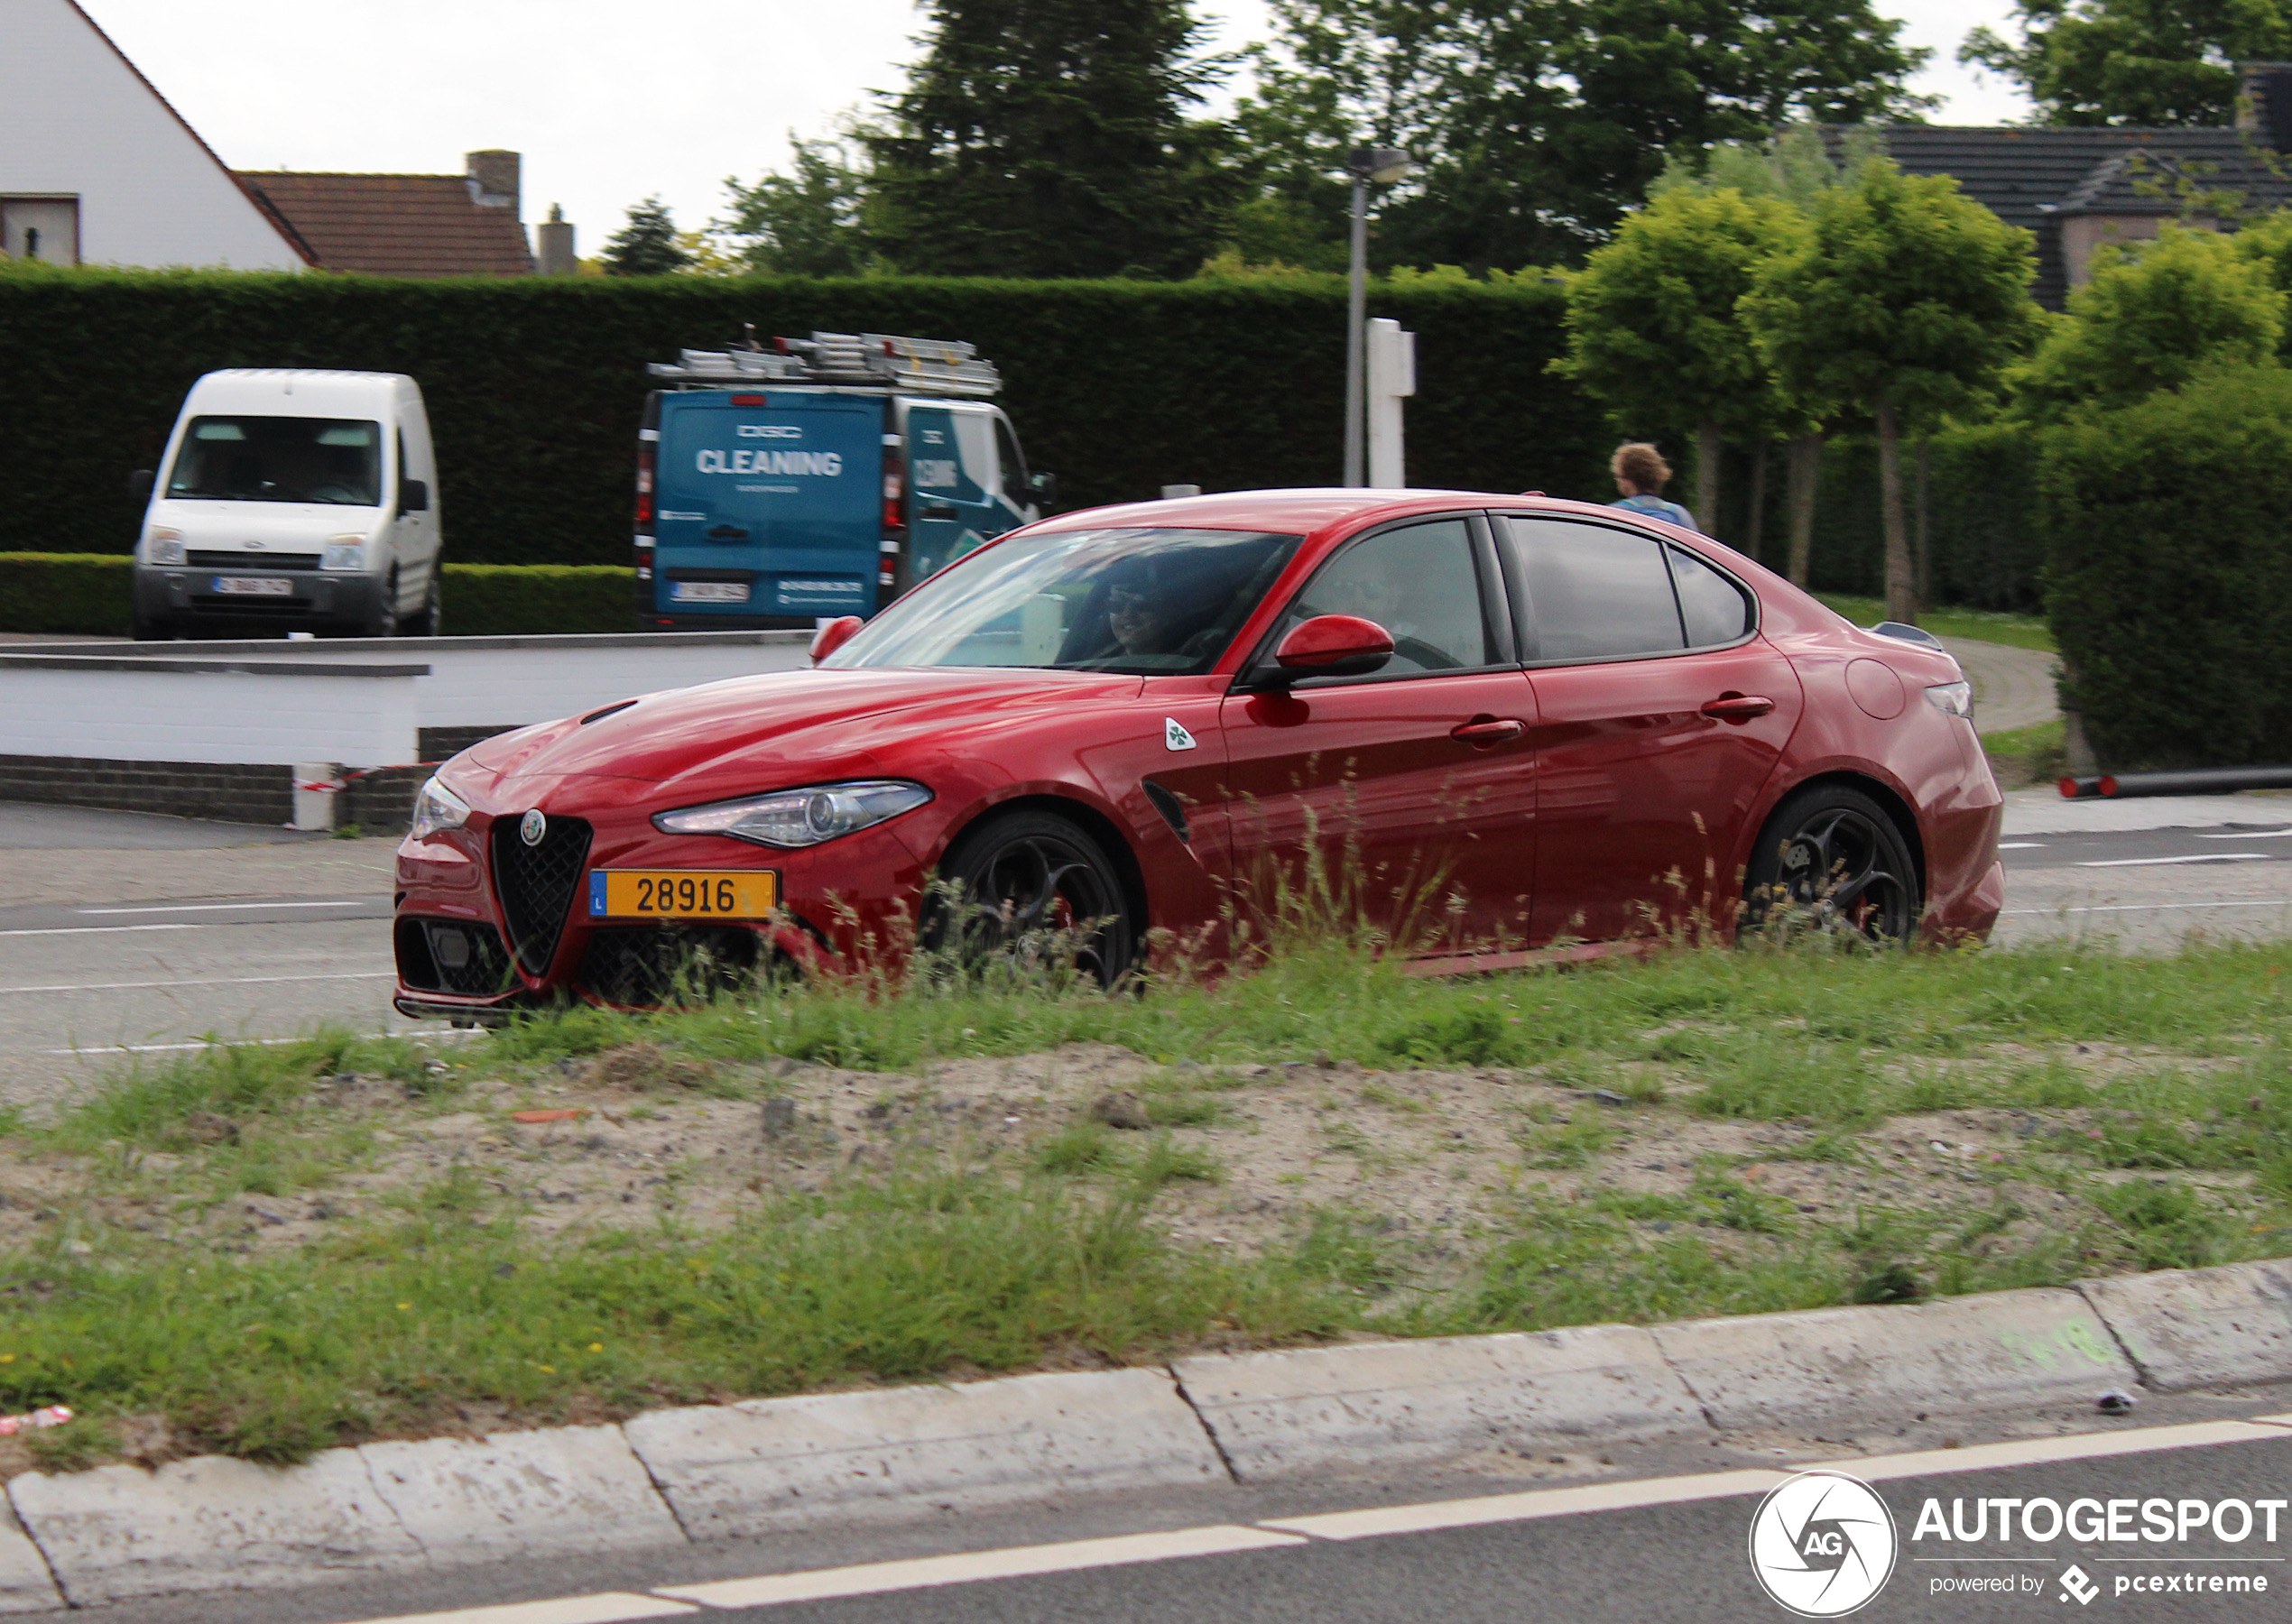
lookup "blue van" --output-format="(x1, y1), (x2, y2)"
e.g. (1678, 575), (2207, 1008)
(633, 333), (1049, 628)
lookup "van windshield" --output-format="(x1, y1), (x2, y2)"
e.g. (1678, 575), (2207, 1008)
(165, 417), (383, 505)
(825, 527), (1301, 675)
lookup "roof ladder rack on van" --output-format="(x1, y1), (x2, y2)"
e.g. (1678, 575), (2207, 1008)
(646, 332), (1002, 398)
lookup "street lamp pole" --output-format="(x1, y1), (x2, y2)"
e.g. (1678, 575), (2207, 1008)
(1342, 147), (1412, 488)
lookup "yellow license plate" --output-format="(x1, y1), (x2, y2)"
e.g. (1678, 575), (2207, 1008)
(587, 869), (777, 920)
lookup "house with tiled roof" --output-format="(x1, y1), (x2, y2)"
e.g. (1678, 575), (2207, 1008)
(1833, 64), (2292, 310)
(2, 0), (308, 269)
(236, 152), (539, 278)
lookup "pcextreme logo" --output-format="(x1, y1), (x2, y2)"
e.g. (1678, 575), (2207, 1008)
(1749, 1471), (1899, 1617)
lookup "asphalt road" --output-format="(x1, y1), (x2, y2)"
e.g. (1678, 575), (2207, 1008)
(1, 788), (2288, 1108)
(71, 1399), (2292, 1624)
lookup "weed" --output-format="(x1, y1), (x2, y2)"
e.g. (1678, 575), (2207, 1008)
(1134, 1137), (1222, 1187)
(2093, 1179), (2238, 1271)
(1035, 1123), (1120, 1176)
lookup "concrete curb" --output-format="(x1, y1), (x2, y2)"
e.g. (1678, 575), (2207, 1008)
(1170, 1326), (1701, 1481)
(5, 1263), (2290, 1610)
(1645, 1288), (2134, 1430)
(622, 1369), (1228, 1541)
(2077, 1260), (2292, 1392)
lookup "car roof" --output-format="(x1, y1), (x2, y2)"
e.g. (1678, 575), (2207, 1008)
(1029, 487), (1527, 537)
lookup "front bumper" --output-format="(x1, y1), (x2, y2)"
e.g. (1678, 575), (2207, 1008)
(135, 564), (389, 632)
(392, 776), (930, 1012)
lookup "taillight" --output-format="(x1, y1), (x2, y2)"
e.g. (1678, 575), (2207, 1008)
(633, 442), (655, 535)
(883, 444), (906, 536)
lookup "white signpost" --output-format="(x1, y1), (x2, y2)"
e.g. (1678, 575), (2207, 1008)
(1365, 318), (1416, 489)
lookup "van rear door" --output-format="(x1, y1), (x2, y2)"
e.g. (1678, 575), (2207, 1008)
(902, 401), (1022, 584)
(653, 392), (882, 624)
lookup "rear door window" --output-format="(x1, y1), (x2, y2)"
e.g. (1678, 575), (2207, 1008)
(1499, 516), (1685, 663)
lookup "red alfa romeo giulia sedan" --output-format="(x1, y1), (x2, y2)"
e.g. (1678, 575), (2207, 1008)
(392, 489), (2002, 1017)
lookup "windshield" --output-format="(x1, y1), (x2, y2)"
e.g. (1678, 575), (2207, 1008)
(165, 416), (383, 505)
(827, 527), (1302, 674)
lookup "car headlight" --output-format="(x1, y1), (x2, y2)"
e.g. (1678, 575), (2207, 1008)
(321, 535), (367, 571)
(409, 777), (472, 842)
(652, 780), (932, 848)
(144, 528), (185, 566)
(1925, 680), (1974, 720)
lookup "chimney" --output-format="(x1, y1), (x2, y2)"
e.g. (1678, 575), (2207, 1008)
(537, 203), (578, 275)
(466, 150), (521, 214)
(2237, 63), (2292, 152)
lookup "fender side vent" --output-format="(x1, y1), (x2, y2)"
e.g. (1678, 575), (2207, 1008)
(1141, 780), (1190, 844)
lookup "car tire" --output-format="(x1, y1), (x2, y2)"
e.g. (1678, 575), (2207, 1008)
(401, 570), (442, 638)
(926, 809), (1138, 988)
(1741, 783), (1921, 944)
(130, 616), (170, 641)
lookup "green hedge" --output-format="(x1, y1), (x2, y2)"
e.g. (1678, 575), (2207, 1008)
(0, 555), (633, 638)
(2042, 366), (2292, 768)
(0, 267), (1611, 567)
(439, 564), (633, 635)
(0, 552), (132, 635)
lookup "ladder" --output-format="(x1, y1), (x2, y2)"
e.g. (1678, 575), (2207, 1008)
(648, 331), (1002, 397)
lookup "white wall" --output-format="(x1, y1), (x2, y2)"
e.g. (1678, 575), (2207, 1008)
(0, 0), (304, 270)
(0, 658), (421, 766)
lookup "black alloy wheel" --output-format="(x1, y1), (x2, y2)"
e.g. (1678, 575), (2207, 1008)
(1742, 784), (1920, 944)
(927, 810), (1137, 988)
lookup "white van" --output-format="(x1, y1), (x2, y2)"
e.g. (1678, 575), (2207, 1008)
(130, 370), (443, 639)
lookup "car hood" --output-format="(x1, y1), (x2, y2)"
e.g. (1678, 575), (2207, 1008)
(467, 667), (1144, 796)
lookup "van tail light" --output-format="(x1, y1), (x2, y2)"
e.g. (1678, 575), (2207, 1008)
(882, 445), (906, 537)
(633, 443), (656, 536)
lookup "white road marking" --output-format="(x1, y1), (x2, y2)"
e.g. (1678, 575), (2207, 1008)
(0, 971), (393, 996)
(1998, 842), (2046, 849)
(327, 1596), (697, 1624)
(2074, 854), (2272, 868)
(1260, 1468), (1788, 1541)
(43, 1027), (483, 1057)
(654, 1527), (1307, 1610)
(319, 1418), (2292, 1624)
(72, 898), (377, 915)
(0, 924), (196, 938)
(2200, 828), (2292, 839)
(2001, 900), (2292, 916)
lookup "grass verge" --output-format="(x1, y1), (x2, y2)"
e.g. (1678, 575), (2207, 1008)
(4, 935), (2288, 1467)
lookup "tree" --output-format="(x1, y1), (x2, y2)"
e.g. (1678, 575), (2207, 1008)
(863, 0), (1243, 278)
(2017, 225), (2287, 419)
(1556, 186), (1806, 547)
(1963, 0), (2292, 126)
(1650, 126), (1883, 582)
(1232, 0), (1931, 271)
(1743, 162), (2044, 623)
(600, 197), (692, 276)
(717, 135), (876, 276)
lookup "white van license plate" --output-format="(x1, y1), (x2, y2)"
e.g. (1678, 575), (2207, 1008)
(212, 577), (293, 595)
(670, 582), (749, 604)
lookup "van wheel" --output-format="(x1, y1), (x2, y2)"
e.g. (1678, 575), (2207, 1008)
(364, 570), (398, 639)
(923, 810), (1137, 989)
(401, 572), (442, 638)
(130, 616), (170, 641)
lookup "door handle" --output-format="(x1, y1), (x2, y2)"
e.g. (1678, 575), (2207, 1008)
(1700, 694), (1775, 723)
(1450, 717), (1526, 745)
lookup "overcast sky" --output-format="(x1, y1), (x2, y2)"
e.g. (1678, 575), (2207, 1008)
(77, 0), (2029, 252)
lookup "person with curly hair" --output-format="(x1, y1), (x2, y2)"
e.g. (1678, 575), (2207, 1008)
(1609, 442), (1699, 532)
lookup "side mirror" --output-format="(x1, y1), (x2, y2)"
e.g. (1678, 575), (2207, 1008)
(399, 478), (430, 514)
(127, 468), (154, 502)
(1027, 471), (1058, 505)
(1263, 614), (1394, 684)
(809, 614), (864, 665)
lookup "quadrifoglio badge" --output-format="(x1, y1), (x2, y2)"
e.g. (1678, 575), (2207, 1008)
(1750, 1469), (2287, 1613)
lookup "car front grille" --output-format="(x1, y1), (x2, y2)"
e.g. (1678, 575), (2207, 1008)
(188, 550), (323, 571)
(577, 925), (762, 1006)
(395, 917), (515, 996)
(491, 814), (593, 976)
